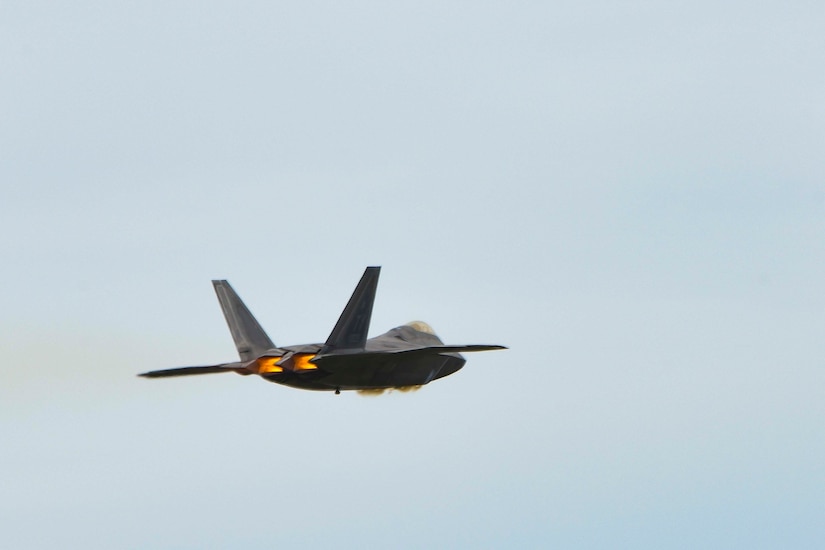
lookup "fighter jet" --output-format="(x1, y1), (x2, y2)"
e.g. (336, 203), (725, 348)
(139, 267), (506, 393)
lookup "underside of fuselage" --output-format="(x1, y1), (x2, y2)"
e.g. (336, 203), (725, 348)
(259, 351), (466, 391)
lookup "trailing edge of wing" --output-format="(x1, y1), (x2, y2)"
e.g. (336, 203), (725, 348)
(138, 363), (243, 378)
(321, 266), (380, 354)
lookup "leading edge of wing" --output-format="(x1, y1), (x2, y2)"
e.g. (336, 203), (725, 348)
(395, 345), (508, 354)
(312, 344), (506, 368)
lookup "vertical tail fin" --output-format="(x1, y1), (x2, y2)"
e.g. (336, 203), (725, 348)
(212, 280), (275, 361)
(321, 266), (380, 354)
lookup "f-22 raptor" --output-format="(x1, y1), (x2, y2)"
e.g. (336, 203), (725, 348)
(140, 267), (506, 393)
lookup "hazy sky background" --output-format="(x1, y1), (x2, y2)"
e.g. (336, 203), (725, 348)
(1, 2), (823, 548)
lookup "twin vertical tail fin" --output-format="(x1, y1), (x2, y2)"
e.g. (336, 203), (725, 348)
(212, 280), (275, 361)
(320, 266), (380, 355)
(214, 269), (378, 359)
(138, 281), (274, 379)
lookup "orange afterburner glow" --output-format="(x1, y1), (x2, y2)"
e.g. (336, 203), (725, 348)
(255, 353), (318, 373)
(255, 357), (283, 374)
(292, 354), (318, 371)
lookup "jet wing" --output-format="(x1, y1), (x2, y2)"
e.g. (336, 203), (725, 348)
(393, 345), (508, 354)
(311, 345), (506, 371)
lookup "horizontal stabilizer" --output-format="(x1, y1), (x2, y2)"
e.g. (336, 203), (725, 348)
(138, 363), (243, 378)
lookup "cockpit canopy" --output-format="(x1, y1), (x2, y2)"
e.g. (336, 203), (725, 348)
(405, 320), (436, 335)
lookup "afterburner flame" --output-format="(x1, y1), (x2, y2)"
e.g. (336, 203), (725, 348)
(255, 357), (283, 374)
(293, 353), (318, 371)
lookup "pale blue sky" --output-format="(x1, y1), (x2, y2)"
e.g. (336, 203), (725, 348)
(1, 2), (823, 548)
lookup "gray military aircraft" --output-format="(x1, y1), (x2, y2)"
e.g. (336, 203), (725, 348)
(139, 267), (506, 393)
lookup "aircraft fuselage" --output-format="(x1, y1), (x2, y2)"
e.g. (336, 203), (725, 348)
(139, 267), (505, 393)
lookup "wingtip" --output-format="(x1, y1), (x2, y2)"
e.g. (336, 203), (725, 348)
(137, 370), (172, 378)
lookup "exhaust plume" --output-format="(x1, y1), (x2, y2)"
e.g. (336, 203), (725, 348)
(357, 385), (423, 396)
